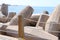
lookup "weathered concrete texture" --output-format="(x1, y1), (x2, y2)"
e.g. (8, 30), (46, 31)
(30, 14), (40, 21)
(7, 12), (16, 22)
(1, 3), (8, 16)
(29, 15), (40, 26)
(9, 6), (34, 25)
(0, 11), (7, 23)
(3, 26), (58, 40)
(18, 6), (34, 18)
(0, 35), (17, 40)
(45, 5), (60, 36)
(36, 11), (49, 30)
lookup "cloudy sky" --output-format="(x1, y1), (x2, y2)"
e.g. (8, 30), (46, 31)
(0, 0), (60, 7)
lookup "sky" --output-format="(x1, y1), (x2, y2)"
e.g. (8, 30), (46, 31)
(0, 0), (60, 7)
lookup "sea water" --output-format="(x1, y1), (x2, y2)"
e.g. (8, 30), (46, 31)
(7, 5), (55, 15)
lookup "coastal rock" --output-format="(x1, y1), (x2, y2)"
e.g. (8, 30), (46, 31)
(45, 5), (60, 36)
(36, 11), (49, 30)
(9, 6), (34, 25)
(1, 3), (8, 16)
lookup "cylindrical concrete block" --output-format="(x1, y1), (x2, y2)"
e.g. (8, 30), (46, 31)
(1, 3), (8, 16)
(18, 6), (34, 18)
(9, 6), (34, 25)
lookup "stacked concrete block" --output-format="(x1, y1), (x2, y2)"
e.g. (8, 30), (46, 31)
(1, 3), (8, 16)
(0, 11), (7, 23)
(29, 14), (40, 26)
(30, 14), (40, 21)
(9, 6), (34, 25)
(45, 5), (60, 36)
(7, 12), (16, 22)
(3, 26), (58, 40)
(36, 11), (49, 29)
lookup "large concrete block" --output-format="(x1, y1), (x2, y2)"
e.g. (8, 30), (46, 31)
(3, 26), (58, 40)
(1, 3), (8, 16)
(45, 5), (60, 36)
(0, 11), (7, 23)
(28, 14), (40, 26)
(30, 14), (40, 21)
(9, 6), (34, 25)
(18, 6), (34, 18)
(36, 11), (49, 29)
(7, 12), (16, 22)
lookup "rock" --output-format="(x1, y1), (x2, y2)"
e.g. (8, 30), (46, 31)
(36, 11), (49, 30)
(45, 5), (60, 36)
(9, 6), (34, 25)
(7, 12), (16, 22)
(1, 3), (8, 16)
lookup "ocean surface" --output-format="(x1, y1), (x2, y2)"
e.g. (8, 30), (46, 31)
(8, 6), (55, 15)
